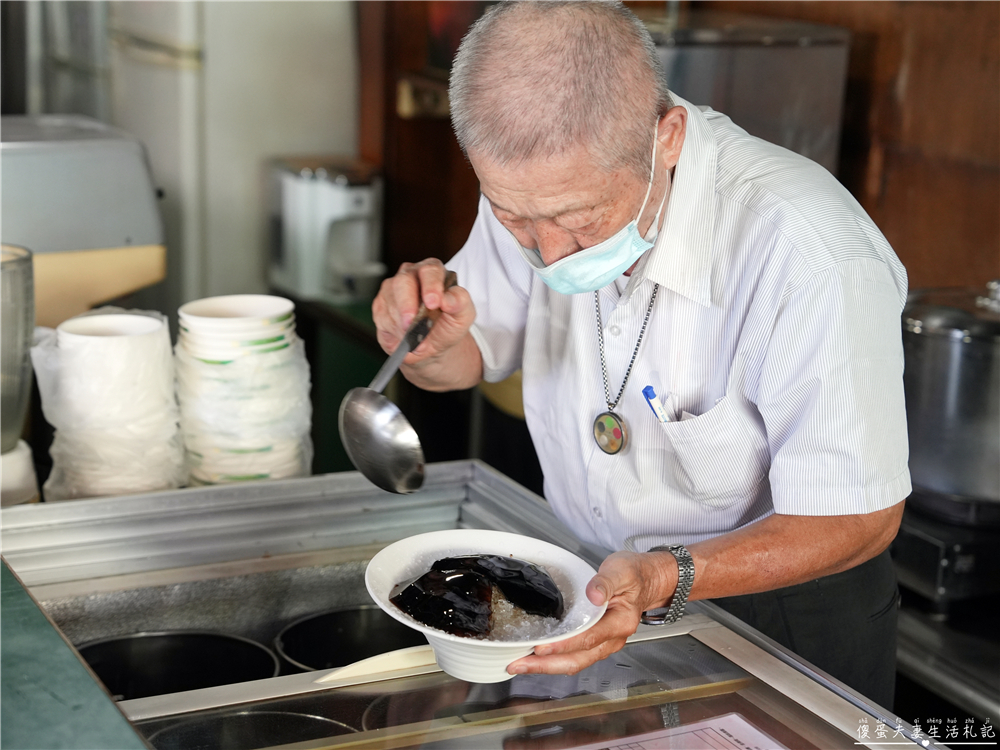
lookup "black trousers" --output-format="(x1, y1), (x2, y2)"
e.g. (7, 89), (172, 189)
(711, 549), (899, 709)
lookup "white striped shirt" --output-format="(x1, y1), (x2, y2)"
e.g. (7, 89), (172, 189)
(447, 93), (911, 553)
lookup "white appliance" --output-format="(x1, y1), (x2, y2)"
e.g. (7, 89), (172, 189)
(268, 158), (384, 304)
(0, 115), (165, 327)
(102, 1), (360, 316)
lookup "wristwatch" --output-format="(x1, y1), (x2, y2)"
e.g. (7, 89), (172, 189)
(640, 544), (695, 625)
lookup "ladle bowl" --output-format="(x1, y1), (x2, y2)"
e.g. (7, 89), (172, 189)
(338, 272), (456, 494)
(338, 388), (424, 494)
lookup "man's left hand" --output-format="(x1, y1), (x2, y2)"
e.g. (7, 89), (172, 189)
(506, 551), (676, 675)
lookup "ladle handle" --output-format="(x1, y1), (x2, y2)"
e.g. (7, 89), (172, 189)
(415, 270), (458, 325)
(406, 269), (458, 350)
(368, 271), (458, 394)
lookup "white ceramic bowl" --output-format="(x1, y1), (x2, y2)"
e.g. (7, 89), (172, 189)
(183, 435), (299, 456)
(179, 333), (292, 351)
(179, 324), (294, 349)
(174, 346), (302, 384)
(187, 442), (302, 474)
(177, 339), (296, 366)
(178, 295), (294, 329)
(179, 340), (293, 363)
(188, 456), (305, 484)
(178, 318), (295, 342)
(366, 529), (607, 683)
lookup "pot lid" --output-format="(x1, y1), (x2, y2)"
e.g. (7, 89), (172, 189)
(903, 280), (1000, 341)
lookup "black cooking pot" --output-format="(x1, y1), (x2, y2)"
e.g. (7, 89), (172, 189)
(147, 710), (356, 750)
(274, 604), (426, 672)
(77, 631), (280, 701)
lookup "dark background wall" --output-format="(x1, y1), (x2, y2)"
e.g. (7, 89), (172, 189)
(700, 0), (999, 290)
(361, 1), (999, 291)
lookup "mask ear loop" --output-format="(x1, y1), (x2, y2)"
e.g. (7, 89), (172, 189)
(633, 122), (663, 229)
(643, 169), (670, 243)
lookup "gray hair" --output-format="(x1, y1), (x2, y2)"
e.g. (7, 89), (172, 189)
(449, 1), (673, 179)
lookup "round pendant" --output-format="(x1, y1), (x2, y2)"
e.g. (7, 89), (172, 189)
(594, 411), (627, 455)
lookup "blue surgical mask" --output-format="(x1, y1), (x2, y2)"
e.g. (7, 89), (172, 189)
(510, 135), (668, 295)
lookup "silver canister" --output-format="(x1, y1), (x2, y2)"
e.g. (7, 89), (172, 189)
(1, 245), (35, 454)
(902, 281), (1000, 507)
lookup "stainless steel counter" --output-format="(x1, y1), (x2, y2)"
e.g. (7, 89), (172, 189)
(120, 617), (883, 750)
(2, 461), (937, 749)
(897, 603), (1000, 722)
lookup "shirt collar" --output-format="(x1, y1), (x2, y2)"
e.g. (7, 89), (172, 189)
(637, 92), (717, 308)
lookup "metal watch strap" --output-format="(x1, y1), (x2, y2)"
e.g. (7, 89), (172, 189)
(640, 544), (695, 625)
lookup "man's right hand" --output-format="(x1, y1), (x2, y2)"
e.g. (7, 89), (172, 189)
(372, 258), (482, 391)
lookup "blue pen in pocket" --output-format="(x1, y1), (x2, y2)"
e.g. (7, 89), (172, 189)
(642, 385), (671, 423)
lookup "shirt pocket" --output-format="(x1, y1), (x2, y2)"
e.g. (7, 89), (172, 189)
(658, 396), (770, 508)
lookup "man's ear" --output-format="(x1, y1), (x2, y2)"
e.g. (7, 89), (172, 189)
(656, 106), (687, 170)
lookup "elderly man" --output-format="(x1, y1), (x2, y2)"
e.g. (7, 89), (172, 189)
(373, 1), (908, 706)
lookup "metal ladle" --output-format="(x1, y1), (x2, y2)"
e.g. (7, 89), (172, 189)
(338, 272), (457, 494)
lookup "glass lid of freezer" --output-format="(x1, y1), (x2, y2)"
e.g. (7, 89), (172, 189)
(131, 633), (865, 750)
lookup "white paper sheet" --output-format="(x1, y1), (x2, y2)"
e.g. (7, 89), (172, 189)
(567, 712), (789, 750)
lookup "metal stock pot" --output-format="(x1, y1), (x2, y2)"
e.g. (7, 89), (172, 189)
(902, 281), (1000, 525)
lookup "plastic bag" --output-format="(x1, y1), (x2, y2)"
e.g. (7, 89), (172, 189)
(30, 307), (185, 501)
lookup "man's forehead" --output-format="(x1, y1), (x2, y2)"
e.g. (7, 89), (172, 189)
(471, 148), (632, 219)
(485, 193), (599, 220)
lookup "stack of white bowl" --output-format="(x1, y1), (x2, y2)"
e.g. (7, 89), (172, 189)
(174, 295), (312, 485)
(30, 310), (186, 500)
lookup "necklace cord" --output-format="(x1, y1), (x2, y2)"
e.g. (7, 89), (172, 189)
(595, 283), (659, 411)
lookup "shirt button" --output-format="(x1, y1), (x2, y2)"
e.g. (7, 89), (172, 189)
(592, 507), (602, 518)
(608, 325), (621, 337)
